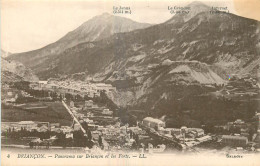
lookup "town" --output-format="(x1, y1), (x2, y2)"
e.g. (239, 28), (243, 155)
(1, 79), (260, 154)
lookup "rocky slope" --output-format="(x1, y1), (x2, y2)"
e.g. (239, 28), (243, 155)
(1, 57), (38, 82)
(1, 49), (12, 58)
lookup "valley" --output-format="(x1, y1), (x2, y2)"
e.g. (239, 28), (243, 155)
(1, 1), (260, 154)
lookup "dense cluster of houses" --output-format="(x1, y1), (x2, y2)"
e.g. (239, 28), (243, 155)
(69, 100), (114, 124)
(89, 123), (146, 150)
(67, 100), (148, 150)
(214, 114), (260, 147)
(30, 80), (116, 98)
(1, 121), (69, 133)
(142, 117), (212, 147)
(141, 115), (260, 149)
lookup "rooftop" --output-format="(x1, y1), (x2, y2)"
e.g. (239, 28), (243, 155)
(222, 135), (248, 140)
(143, 117), (165, 124)
(18, 121), (35, 125)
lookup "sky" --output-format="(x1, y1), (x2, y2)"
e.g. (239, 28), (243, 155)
(1, 0), (259, 53)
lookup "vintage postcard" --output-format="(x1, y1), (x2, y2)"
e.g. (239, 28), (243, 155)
(1, 0), (260, 165)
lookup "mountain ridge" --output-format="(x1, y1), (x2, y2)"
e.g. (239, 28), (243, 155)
(8, 13), (152, 71)
(32, 8), (259, 80)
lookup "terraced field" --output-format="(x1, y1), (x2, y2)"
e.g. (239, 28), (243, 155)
(1, 102), (72, 126)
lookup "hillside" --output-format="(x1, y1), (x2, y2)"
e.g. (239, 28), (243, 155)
(1, 58), (38, 82)
(8, 13), (151, 73)
(1, 49), (12, 58)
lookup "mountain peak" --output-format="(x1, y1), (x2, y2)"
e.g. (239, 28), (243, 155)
(187, 1), (209, 8)
(166, 1), (211, 24)
(99, 12), (113, 18)
(101, 12), (111, 16)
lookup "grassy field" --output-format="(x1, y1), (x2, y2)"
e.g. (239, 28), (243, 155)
(1, 102), (72, 126)
(1, 137), (30, 145)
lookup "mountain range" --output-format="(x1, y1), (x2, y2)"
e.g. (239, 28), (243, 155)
(6, 1), (260, 125)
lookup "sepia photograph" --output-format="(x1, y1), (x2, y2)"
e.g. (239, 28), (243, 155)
(1, 0), (260, 165)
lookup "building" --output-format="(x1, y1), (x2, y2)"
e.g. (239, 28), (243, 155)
(95, 83), (116, 93)
(70, 101), (74, 108)
(85, 100), (93, 108)
(38, 81), (48, 89)
(222, 135), (248, 146)
(102, 109), (113, 115)
(18, 121), (37, 130)
(171, 128), (181, 136)
(66, 133), (73, 139)
(74, 124), (81, 131)
(143, 117), (165, 129)
(50, 123), (60, 128)
(158, 128), (171, 135)
(196, 135), (212, 142)
(187, 128), (204, 137)
(37, 125), (49, 132)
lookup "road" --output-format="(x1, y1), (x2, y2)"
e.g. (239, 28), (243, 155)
(62, 100), (86, 134)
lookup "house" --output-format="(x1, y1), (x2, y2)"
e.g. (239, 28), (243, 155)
(50, 123), (60, 128)
(158, 128), (171, 135)
(185, 141), (199, 147)
(187, 128), (205, 137)
(196, 135), (212, 142)
(38, 81), (48, 89)
(37, 125), (49, 132)
(171, 128), (181, 136)
(5, 98), (16, 103)
(7, 92), (13, 96)
(70, 101), (74, 108)
(234, 119), (245, 124)
(74, 124), (81, 131)
(83, 118), (94, 124)
(61, 126), (73, 133)
(85, 100), (93, 108)
(143, 117), (165, 129)
(102, 109), (113, 115)
(18, 121), (37, 129)
(51, 128), (62, 133)
(66, 133), (73, 139)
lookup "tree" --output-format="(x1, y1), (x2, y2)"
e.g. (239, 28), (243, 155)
(87, 130), (92, 141)
(98, 135), (103, 147)
(52, 92), (58, 101)
(131, 141), (137, 150)
(59, 94), (63, 101)
(134, 134), (139, 145)
(76, 94), (83, 101)
(84, 95), (90, 101)
(82, 121), (89, 131)
(130, 130), (133, 139)
(65, 93), (73, 101)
